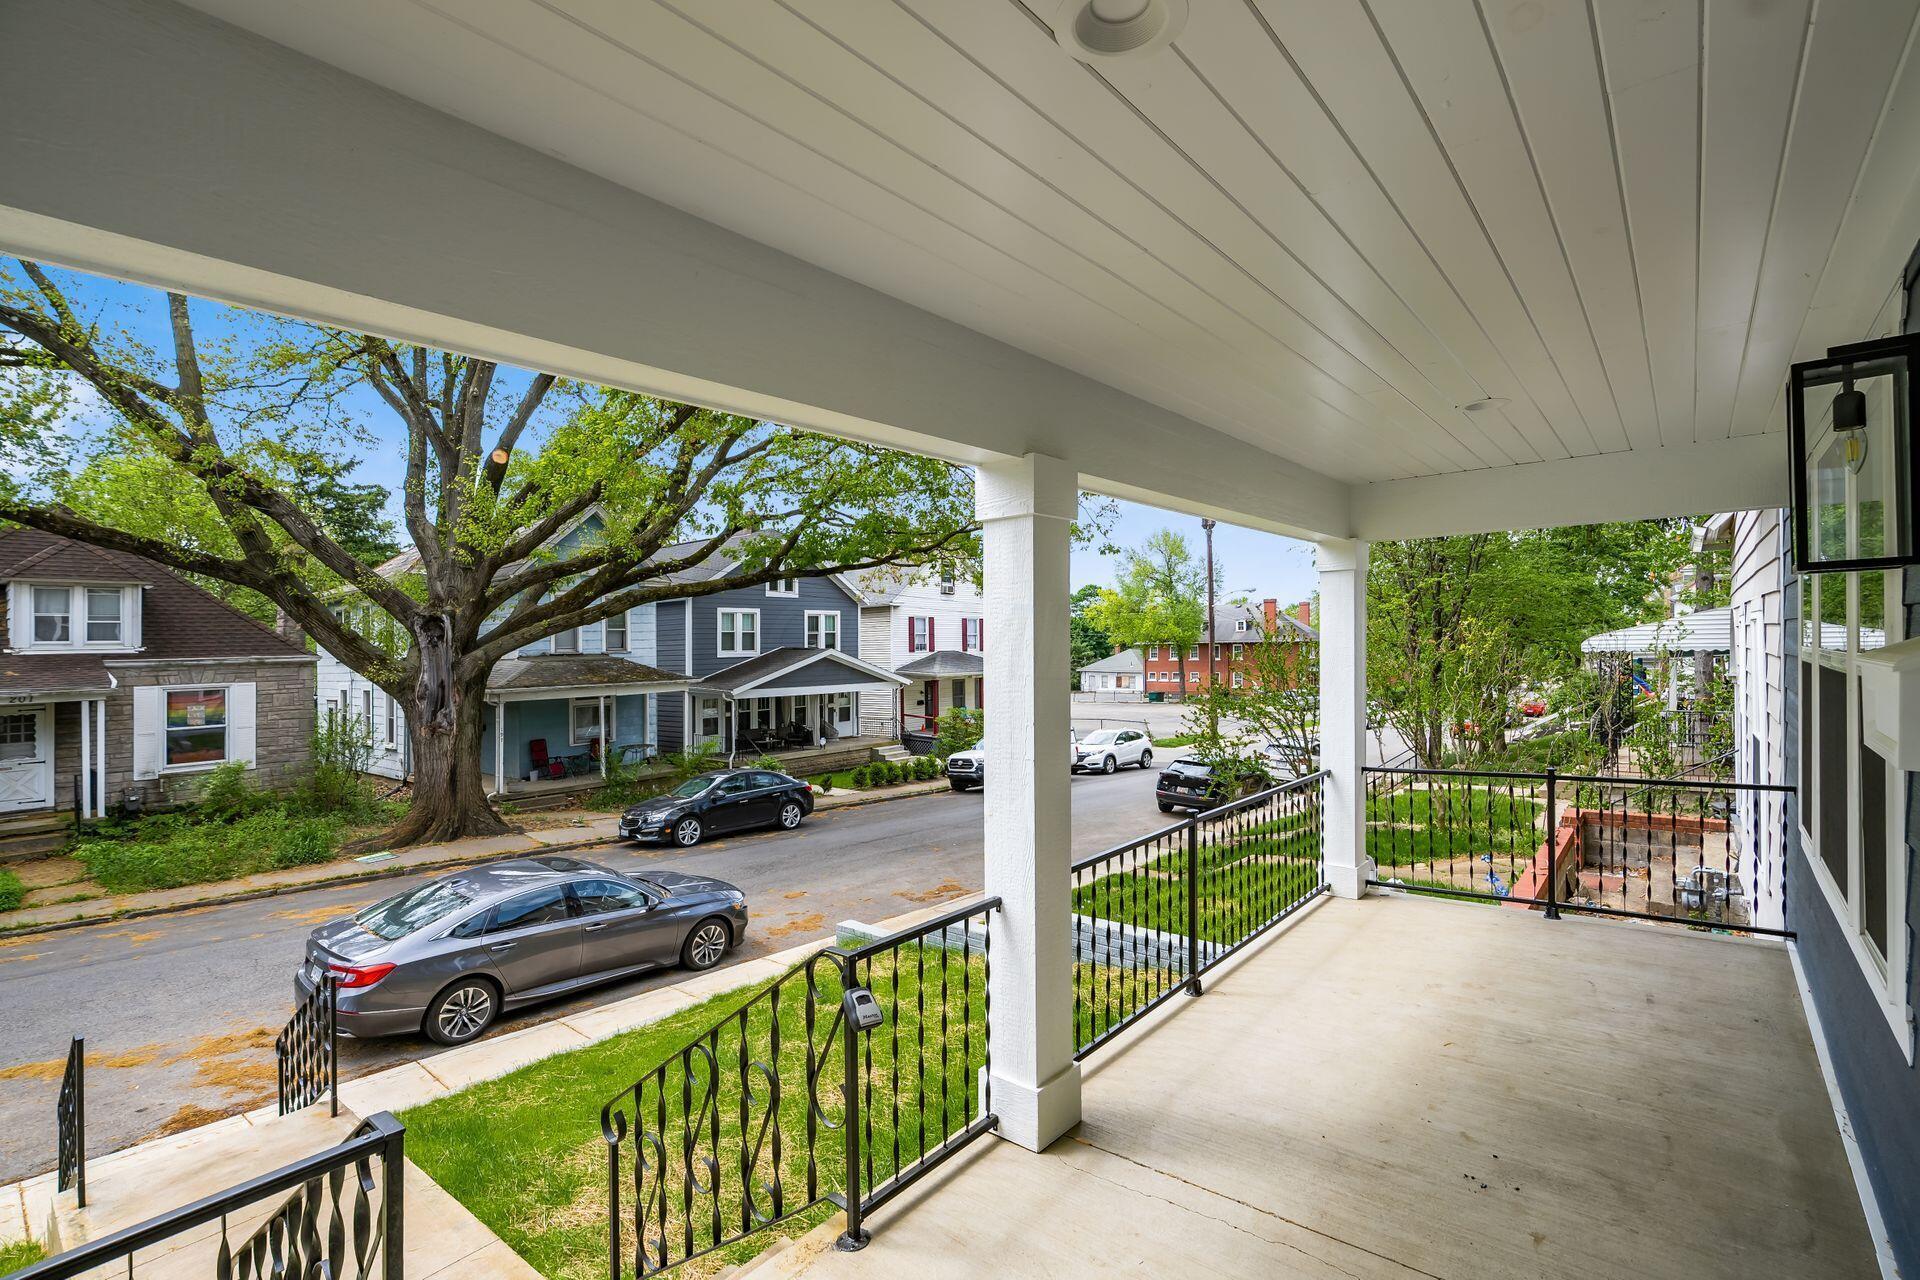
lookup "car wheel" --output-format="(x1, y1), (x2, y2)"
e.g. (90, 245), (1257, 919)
(1101, 754), (1117, 774)
(777, 800), (805, 830)
(672, 816), (704, 847)
(424, 977), (498, 1045)
(1138, 749), (1153, 769)
(681, 918), (731, 971)
(1157, 801), (1175, 813)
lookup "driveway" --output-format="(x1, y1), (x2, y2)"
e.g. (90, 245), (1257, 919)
(0, 766), (1168, 1181)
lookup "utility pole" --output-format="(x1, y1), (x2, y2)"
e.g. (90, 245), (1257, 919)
(1202, 518), (1218, 691)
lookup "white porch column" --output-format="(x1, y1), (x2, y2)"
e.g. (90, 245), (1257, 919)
(78, 698), (92, 818)
(493, 699), (506, 796)
(94, 699), (107, 817)
(979, 452), (1080, 1151)
(1317, 538), (1374, 898)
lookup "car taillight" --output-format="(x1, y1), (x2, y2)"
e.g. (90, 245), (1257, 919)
(327, 962), (396, 989)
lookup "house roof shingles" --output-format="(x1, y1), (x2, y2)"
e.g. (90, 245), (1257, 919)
(487, 654), (692, 693)
(0, 528), (310, 696)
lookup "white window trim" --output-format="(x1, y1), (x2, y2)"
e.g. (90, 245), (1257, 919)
(12, 582), (141, 653)
(805, 609), (841, 650)
(570, 697), (604, 746)
(1799, 567), (1914, 1061)
(160, 685), (232, 775)
(383, 694), (399, 749)
(718, 607), (762, 657)
(766, 578), (799, 597)
(605, 610), (629, 653)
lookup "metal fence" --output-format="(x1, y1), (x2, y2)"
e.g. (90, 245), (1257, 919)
(1069, 773), (1327, 1057)
(55, 1034), (84, 1207)
(13, 1112), (404, 1280)
(276, 974), (338, 1116)
(1362, 765), (1793, 935)
(600, 897), (998, 1278)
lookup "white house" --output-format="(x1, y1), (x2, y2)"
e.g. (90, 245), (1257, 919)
(851, 565), (986, 738)
(1076, 648), (1142, 699)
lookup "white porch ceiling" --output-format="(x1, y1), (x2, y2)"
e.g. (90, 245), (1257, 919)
(174, 0), (1920, 489)
(1, 0), (1918, 538)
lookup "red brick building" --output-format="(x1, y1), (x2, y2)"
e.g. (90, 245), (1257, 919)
(1138, 599), (1313, 700)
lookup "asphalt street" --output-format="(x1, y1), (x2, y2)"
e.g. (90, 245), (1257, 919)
(0, 766), (1168, 1181)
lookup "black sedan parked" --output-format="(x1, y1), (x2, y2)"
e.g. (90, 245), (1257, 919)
(620, 768), (815, 847)
(1154, 757), (1271, 813)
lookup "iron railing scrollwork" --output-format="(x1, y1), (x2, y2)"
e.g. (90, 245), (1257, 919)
(55, 1034), (84, 1206)
(276, 974), (338, 1116)
(602, 898), (999, 1278)
(11, 1112), (404, 1280)
(1361, 764), (1795, 936)
(1069, 773), (1329, 1056)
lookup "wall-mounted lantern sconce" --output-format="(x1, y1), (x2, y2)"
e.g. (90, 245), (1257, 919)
(1789, 333), (1920, 573)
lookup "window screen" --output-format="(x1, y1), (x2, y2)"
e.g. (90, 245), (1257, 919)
(1799, 659), (1814, 826)
(1861, 720), (1889, 960)
(1818, 665), (1848, 896)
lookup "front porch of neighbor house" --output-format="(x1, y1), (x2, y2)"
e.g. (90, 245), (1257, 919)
(479, 654), (689, 795)
(765, 893), (1874, 1280)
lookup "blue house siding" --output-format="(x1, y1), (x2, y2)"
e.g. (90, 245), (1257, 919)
(1784, 560), (1920, 1277)
(681, 577), (861, 677)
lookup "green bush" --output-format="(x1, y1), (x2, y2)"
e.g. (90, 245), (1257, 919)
(932, 708), (983, 759)
(1, 1239), (48, 1277)
(0, 868), (24, 913)
(814, 775), (835, 794)
(916, 755), (938, 780)
(752, 754), (788, 773)
(850, 766), (869, 788)
(75, 808), (351, 893)
(273, 816), (345, 869)
(198, 760), (264, 820)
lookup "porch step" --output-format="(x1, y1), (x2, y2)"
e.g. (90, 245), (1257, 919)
(502, 789), (585, 814)
(0, 812), (73, 863)
(871, 745), (913, 763)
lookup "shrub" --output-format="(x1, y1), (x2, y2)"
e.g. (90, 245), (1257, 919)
(273, 816), (344, 869)
(198, 760), (263, 820)
(74, 808), (349, 893)
(916, 755), (937, 780)
(814, 775), (835, 794)
(752, 754), (787, 773)
(0, 868), (23, 913)
(933, 708), (983, 759)
(293, 712), (389, 822)
(850, 766), (870, 788)
(878, 761), (899, 786)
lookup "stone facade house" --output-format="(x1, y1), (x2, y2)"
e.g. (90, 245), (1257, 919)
(0, 528), (316, 818)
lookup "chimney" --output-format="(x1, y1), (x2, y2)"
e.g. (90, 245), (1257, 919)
(1293, 601), (1312, 628)
(273, 606), (307, 648)
(1262, 598), (1278, 633)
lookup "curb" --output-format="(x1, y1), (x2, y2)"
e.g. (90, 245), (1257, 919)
(0, 782), (963, 940)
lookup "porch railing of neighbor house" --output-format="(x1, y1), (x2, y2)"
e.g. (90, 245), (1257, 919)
(1070, 773), (1327, 1056)
(276, 974), (338, 1116)
(1361, 765), (1794, 936)
(600, 897), (998, 1278)
(12, 1112), (405, 1280)
(55, 1034), (84, 1206)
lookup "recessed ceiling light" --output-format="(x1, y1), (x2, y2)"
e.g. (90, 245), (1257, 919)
(1053, 0), (1188, 62)
(1457, 396), (1510, 413)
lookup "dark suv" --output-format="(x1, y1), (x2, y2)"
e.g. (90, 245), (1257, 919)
(1154, 757), (1269, 813)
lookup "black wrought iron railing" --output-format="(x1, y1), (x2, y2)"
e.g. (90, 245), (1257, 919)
(12, 1112), (404, 1280)
(55, 1034), (84, 1207)
(1362, 765), (1794, 936)
(601, 897), (998, 1278)
(1069, 773), (1327, 1056)
(277, 974), (338, 1116)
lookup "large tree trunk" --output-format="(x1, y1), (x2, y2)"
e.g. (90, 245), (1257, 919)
(360, 669), (510, 850)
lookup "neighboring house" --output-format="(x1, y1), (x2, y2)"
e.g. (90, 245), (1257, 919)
(315, 519), (906, 790)
(1077, 648), (1143, 699)
(851, 565), (986, 736)
(1139, 599), (1314, 699)
(0, 528), (315, 819)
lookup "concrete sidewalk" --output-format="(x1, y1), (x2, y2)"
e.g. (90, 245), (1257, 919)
(0, 780), (952, 937)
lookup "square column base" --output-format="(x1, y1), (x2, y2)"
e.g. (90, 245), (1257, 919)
(1327, 855), (1376, 899)
(988, 1060), (1083, 1152)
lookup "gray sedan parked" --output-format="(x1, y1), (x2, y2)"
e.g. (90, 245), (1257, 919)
(295, 855), (749, 1045)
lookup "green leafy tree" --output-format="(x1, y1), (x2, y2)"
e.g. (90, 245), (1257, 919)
(0, 262), (976, 846)
(1087, 528), (1208, 696)
(1069, 583), (1113, 674)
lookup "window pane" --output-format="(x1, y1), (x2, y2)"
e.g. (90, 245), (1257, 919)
(575, 878), (648, 914)
(1817, 665), (1848, 896)
(1799, 659), (1814, 826)
(32, 587), (70, 642)
(489, 886), (572, 932)
(1861, 723), (1889, 960)
(1860, 571), (1887, 651)
(85, 589), (122, 642)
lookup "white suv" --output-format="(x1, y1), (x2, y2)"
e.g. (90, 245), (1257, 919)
(946, 734), (1081, 791)
(1071, 729), (1153, 774)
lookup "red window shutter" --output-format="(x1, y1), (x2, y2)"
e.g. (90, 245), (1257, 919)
(929, 617), (937, 650)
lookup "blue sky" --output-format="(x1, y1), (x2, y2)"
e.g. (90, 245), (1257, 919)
(23, 264), (1317, 602)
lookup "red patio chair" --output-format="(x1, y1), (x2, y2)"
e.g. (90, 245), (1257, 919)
(527, 738), (565, 780)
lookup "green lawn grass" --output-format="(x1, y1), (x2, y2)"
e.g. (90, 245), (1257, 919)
(0, 1240), (47, 1277)
(403, 944), (989, 1280)
(1363, 785), (1544, 867)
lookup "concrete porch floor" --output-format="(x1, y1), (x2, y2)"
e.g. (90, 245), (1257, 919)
(772, 894), (1876, 1279)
